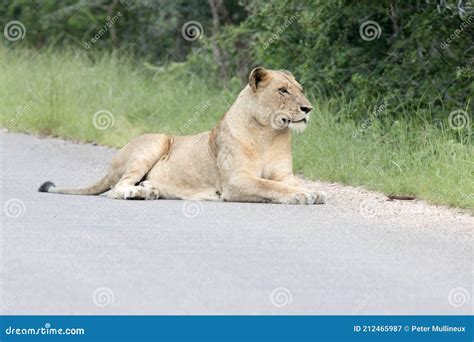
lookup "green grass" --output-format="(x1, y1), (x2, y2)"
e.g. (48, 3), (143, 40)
(1, 47), (472, 209)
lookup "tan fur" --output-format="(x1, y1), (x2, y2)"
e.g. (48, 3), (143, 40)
(42, 68), (326, 204)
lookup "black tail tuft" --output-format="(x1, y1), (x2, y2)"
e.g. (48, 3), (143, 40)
(38, 181), (55, 192)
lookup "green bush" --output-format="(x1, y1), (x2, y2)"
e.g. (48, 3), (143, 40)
(189, 0), (473, 127)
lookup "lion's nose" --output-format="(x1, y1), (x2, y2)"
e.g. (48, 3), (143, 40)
(300, 106), (313, 114)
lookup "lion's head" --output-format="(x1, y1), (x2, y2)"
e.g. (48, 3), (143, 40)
(248, 67), (313, 133)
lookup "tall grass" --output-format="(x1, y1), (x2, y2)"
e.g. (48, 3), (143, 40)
(1, 47), (472, 209)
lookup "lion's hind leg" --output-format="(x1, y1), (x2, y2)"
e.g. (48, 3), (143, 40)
(108, 135), (168, 200)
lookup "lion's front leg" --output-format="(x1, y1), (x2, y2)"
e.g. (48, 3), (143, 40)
(222, 175), (319, 205)
(279, 175), (327, 204)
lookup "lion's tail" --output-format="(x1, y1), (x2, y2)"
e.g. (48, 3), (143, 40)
(38, 175), (112, 196)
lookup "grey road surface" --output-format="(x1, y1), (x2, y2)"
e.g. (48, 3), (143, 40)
(1, 132), (472, 315)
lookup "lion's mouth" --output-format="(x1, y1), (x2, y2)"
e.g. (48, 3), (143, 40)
(290, 117), (307, 124)
(281, 117), (307, 125)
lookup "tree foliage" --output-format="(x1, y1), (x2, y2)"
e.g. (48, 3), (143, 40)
(2, 0), (472, 122)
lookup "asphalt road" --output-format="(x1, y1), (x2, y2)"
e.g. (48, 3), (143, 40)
(1, 132), (472, 315)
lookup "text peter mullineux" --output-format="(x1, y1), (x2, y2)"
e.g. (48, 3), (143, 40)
(354, 324), (466, 334)
(4, 323), (85, 336)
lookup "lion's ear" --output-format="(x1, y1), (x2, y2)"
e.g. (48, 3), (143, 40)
(249, 67), (270, 91)
(279, 69), (294, 78)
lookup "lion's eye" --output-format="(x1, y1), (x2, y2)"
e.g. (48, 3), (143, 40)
(278, 88), (289, 94)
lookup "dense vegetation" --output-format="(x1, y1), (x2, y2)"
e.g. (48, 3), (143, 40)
(3, 1), (473, 121)
(1, 0), (472, 208)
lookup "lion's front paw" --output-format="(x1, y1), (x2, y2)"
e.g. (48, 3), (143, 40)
(278, 190), (327, 205)
(313, 191), (327, 204)
(300, 184), (327, 205)
(109, 185), (159, 200)
(278, 192), (315, 205)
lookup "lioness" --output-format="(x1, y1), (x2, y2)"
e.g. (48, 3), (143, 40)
(39, 67), (326, 205)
